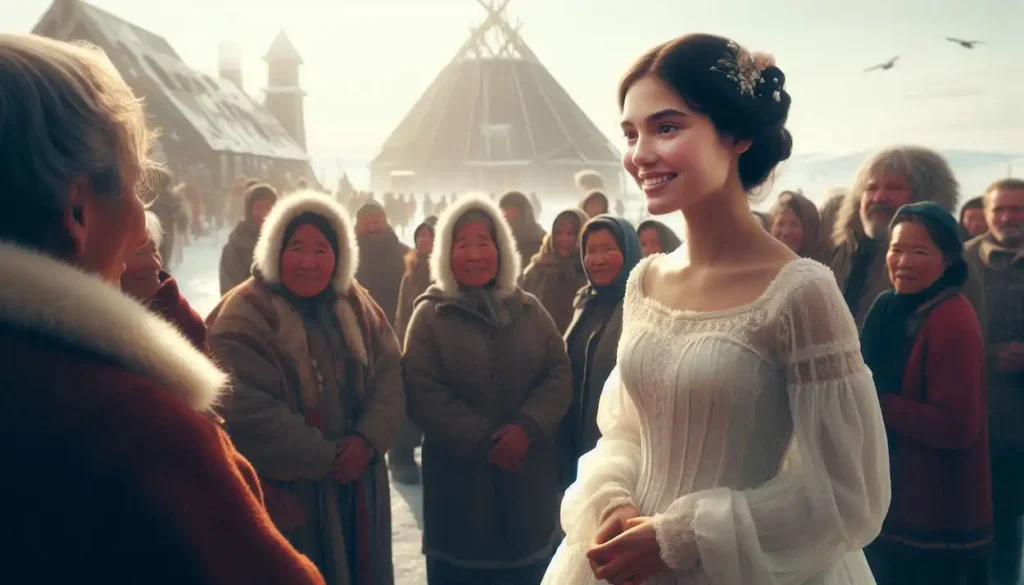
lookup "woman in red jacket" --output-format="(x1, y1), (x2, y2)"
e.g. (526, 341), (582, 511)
(0, 34), (323, 585)
(861, 201), (991, 585)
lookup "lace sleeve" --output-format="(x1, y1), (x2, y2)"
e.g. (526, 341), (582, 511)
(559, 365), (642, 546)
(651, 264), (891, 583)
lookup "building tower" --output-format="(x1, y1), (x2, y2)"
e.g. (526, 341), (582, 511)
(263, 30), (306, 151)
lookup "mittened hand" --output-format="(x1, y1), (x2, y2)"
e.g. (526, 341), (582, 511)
(332, 435), (374, 484)
(487, 424), (531, 471)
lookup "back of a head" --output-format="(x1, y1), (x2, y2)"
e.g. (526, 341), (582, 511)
(574, 169), (605, 192)
(619, 34), (793, 195)
(499, 190), (534, 217)
(0, 34), (154, 257)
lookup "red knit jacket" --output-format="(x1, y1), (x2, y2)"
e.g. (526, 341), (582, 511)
(877, 293), (993, 552)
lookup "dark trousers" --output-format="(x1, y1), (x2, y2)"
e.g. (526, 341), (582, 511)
(389, 417), (421, 462)
(426, 557), (549, 585)
(991, 514), (1024, 585)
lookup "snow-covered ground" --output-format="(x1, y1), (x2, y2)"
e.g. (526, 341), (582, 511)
(175, 229), (427, 585)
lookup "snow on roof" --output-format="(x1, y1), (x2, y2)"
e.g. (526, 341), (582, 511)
(80, 3), (308, 161)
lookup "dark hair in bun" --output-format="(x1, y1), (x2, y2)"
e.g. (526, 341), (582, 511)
(618, 34), (793, 192)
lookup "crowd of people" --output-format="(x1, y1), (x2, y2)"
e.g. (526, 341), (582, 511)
(2, 29), (1022, 585)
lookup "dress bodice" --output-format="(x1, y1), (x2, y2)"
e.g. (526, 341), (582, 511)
(543, 253), (892, 585)
(618, 257), (804, 515)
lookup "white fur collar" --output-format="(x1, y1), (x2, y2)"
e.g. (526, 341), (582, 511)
(253, 190), (359, 295)
(430, 194), (521, 297)
(0, 242), (226, 412)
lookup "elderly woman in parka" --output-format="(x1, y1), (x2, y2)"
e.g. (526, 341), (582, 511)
(521, 208), (589, 333)
(403, 195), (573, 585)
(207, 191), (405, 585)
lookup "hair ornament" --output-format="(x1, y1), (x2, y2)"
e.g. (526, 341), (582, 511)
(710, 43), (782, 102)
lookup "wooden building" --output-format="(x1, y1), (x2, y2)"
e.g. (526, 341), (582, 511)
(32, 0), (317, 190)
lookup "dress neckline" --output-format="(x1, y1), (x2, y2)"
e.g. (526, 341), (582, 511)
(631, 255), (817, 321)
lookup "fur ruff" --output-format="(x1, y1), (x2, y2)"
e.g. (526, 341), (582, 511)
(253, 190), (359, 295)
(430, 194), (521, 297)
(0, 241), (226, 412)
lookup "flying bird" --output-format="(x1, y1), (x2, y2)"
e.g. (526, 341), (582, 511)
(946, 37), (985, 49)
(865, 56), (899, 72)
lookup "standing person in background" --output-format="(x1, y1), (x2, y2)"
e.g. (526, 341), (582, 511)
(499, 190), (546, 272)
(559, 216), (641, 490)
(960, 196), (988, 240)
(355, 201), (410, 327)
(147, 167), (190, 270)
(636, 219), (682, 257)
(828, 146), (986, 330)
(521, 208), (589, 333)
(0, 33), (323, 585)
(862, 202), (990, 585)
(404, 196), (571, 585)
(574, 169), (605, 194)
(208, 192), (405, 585)
(769, 190), (823, 260)
(964, 178), (1024, 585)
(220, 183), (278, 295)
(580, 190), (609, 218)
(389, 215), (438, 485)
(123, 211), (207, 352)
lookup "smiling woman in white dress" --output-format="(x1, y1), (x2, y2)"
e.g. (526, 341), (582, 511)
(541, 34), (891, 585)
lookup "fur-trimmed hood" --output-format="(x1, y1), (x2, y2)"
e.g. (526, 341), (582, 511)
(253, 190), (359, 295)
(430, 195), (521, 297)
(0, 241), (226, 412)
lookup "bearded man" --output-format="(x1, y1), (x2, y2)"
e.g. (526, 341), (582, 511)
(828, 146), (986, 330)
(965, 178), (1024, 585)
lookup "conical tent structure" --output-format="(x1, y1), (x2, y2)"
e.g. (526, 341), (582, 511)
(369, 0), (622, 198)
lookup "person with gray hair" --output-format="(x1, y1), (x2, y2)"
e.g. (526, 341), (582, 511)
(0, 34), (322, 584)
(827, 146), (986, 330)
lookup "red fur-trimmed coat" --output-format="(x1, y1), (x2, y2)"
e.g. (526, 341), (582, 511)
(0, 242), (323, 585)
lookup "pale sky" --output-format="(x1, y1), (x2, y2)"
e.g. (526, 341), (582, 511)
(6, 0), (1023, 164)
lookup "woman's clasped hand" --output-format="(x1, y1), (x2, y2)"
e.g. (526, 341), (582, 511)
(585, 504), (693, 585)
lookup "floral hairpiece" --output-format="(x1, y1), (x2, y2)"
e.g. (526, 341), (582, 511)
(710, 42), (781, 102)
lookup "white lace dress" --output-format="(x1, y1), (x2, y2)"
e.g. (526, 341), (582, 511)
(542, 256), (891, 585)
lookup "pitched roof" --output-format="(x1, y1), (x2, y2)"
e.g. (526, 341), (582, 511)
(35, 2), (309, 161)
(264, 30), (303, 64)
(371, 2), (619, 169)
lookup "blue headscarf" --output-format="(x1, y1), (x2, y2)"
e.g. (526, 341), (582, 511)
(580, 215), (642, 298)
